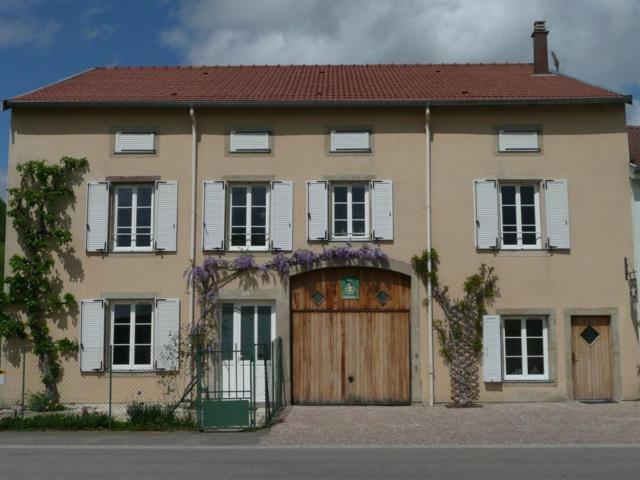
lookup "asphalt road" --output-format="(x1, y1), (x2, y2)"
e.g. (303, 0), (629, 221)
(0, 434), (639, 480)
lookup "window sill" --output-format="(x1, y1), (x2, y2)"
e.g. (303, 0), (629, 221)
(330, 238), (372, 242)
(502, 380), (555, 385)
(110, 369), (155, 374)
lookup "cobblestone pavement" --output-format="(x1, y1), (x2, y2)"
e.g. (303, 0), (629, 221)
(264, 402), (640, 445)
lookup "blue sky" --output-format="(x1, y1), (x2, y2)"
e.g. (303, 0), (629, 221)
(1, 0), (639, 199)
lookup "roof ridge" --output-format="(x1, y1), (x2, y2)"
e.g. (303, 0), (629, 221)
(96, 62), (534, 69)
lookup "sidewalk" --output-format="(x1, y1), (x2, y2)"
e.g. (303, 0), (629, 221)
(264, 402), (640, 445)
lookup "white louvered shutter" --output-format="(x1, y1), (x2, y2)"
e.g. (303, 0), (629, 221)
(330, 131), (370, 151)
(116, 132), (155, 153)
(482, 314), (502, 383)
(545, 179), (570, 249)
(307, 181), (328, 241)
(203, 181), (226, 250)
(474, 180), (499, 249)
(270, 181), (293, 251)
(86, 182), (110, 252)
(498, 131), (539, 152)
(80, 299), (105, 372)
(154, 181), (178, 252)
(230, 131), (270, 152)
(371, 180), (393, 240)
(154, 298), (180, 371)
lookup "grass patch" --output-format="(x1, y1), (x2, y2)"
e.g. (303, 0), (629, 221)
(126, 402), (196, 430)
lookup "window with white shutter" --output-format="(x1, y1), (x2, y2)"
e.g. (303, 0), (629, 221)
(229, 131), (270, 152)
(270, 181), (293, 251)
(110, 301), (153, 371)
(482, 314), (502, 383)
(503, 317), (549, 380)
(202, 181), (226, 251)
(307, 181), (328, 241)
(115, 132), (155, 153)
(330, 131), (371, 152)
(499, 183), (542, 249)
(474, 180), (499, 249)
(154, 298), (180, 371)
(498, 130), (540, 152)
(544, 179), (570, 249)
(80, 299), (105, 372)
(331, 183), (369, 240)
(113, 184), (154, 252)
(371, 180), (393, 240)
(86, 182), (110, 253)
(228, 184), (270, 251)
(154, 181), (178, 252)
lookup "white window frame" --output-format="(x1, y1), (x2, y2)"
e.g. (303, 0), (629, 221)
(499, 183), (542, 250)
(229, 131), (271, 153)
(115, 132), (155, 154)
(110, 301), (154, 371)
(502, 316), (549, 381)
(228, 184), (270, 251)
(112, 184), (155, 252)
(330, 182), (370, 241)
(498, 130), (540, 153)
(330, 130), (371, 152)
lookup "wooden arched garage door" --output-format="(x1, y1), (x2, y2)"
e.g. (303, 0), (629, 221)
(291, 267), (410, 405)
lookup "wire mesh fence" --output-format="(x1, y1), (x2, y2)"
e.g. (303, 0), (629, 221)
(0, 339), (197, 428)
(0, 337), (285, 430)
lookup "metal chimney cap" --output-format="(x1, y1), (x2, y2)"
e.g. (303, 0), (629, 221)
(533, 20), (547, 33)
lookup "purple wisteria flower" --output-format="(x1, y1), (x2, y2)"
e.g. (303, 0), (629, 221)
(291, 249), (319, 268)
(232, 254), (257, 271)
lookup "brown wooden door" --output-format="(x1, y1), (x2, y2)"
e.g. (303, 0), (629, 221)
(571, 316), (612, 400)
(291, 267), (410, 405)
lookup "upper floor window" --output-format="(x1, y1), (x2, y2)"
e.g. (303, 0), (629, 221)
(499, 183), (541, 249)
(229, 184), (270, 250)
(113, 184), (154, 252)
(330, 130), (371, 152)
(474, 179), (569, 250)
(331, 183), (369, 240)
(498, 130), (540, 153)
(229, 131), (270, 153)
(115, 132), (155, 153)
(306, 180), (393, 242)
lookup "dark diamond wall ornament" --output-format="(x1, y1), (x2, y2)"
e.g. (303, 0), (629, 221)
(311, 290), (325, 306)
(376, 290), (391, 306)
(580, 325), (600, 345)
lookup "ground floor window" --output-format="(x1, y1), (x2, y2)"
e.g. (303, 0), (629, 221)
(503, 316), (548, 380)
(111, 302), (153, 370)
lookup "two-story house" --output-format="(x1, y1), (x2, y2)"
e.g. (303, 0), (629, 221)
(2, 21), (638, 407)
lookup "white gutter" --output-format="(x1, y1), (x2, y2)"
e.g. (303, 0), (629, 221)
(188, 107), (197, 331)
(425, 106), (435, 407)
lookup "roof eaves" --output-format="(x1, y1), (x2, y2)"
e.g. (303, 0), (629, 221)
(2, 96), (631, 110)
(1, 67), (96, 112)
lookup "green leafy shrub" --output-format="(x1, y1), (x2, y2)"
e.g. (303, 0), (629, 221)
(126, 402), (194, 429)
(27, 392), (66, 412)
(0, 412), (115, 430)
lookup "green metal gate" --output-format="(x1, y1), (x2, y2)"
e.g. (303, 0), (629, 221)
(196, 337), (285, 430)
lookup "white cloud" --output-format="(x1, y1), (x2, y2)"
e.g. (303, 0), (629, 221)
(161, 0), (640, 94)
(0, 18), (59, 49)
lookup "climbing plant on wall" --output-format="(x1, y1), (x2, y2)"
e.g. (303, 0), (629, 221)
(412, 249), (499, 407)
(188, 246), (389, 349)
(0, 157), (89, 403)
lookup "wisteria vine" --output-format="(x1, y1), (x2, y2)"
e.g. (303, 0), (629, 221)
(187, 245), (389, 347)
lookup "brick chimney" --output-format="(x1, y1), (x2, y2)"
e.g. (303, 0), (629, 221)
(531, 20), (549, 74)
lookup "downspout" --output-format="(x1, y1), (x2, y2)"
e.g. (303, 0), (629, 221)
(425, 105), (435, 406)
(188, 107), (197, 331)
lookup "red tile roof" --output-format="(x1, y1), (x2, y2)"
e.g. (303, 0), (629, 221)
(3, 64), (630, 108)
(629, 126), (640, 165)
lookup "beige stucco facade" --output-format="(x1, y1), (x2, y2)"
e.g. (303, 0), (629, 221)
(2, 103), (638, 406)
